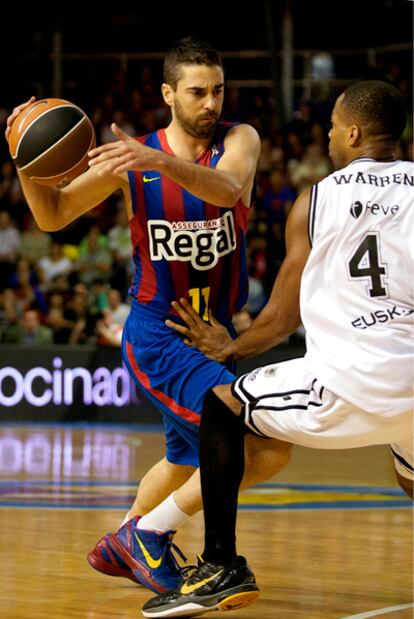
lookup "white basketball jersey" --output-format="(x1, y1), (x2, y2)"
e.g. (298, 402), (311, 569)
(301, 158), (414, 414)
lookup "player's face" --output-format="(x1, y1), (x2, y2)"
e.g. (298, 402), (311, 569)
(171, 64), (224, 139)
(328, 94), (351, 169)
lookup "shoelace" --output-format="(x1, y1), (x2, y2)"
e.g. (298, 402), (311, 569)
(179, 553), (204, 581)
(165, 537), (197, 577)
(180, 563), (198, 579)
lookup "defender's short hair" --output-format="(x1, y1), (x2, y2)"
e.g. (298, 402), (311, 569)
(163, 36), (223, 90)
(342, 80), (407, 140)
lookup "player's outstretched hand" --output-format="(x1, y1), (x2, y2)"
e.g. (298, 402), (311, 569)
(166, 298), (233, 363)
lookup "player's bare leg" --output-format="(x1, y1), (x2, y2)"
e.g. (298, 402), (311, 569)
(172, 433), (291, 516)
(125, 458), (195, 521)
(132, 433), (292, 522)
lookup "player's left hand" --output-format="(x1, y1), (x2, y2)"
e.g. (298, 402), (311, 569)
(165, 298), (233, 363)
(5, 96), (36, 143)
(88, 123), (157, 176)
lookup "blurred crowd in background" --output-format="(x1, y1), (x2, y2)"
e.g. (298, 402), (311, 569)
(0, 59), (412, 347)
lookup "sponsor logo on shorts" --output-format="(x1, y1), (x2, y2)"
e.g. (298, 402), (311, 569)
(247, 368), (261, 382)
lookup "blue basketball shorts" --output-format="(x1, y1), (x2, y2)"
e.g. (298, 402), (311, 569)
(122, 301), (236, 467)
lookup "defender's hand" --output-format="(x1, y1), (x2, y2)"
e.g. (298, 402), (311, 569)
(165, 298), (233, 363)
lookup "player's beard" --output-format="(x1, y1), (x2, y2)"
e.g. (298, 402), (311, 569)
(174, 99), (219, 139)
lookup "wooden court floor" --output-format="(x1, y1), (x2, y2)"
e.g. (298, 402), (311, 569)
(0, 424), (412, 619)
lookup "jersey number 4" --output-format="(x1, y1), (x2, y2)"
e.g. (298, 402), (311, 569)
(348, 233), (388, 298)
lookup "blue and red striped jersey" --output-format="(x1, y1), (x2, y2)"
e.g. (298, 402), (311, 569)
(127, 122), (250, 322)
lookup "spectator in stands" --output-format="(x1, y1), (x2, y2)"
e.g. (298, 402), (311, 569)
(100, 109), (135, 145)
(262, 169), (295, 227)
(129, 89), (145, 125)
(257, 136), (283, 174)
(243, 232), (270, 317)
(37, 241), (73, 289)
(106, 288), (130, 326)
(19, 212), (52, 265)
(108, 207), (133, 297)
(290, 142), (331, 193)
(1, 287), (25, 324)
(246, 274), (266, 317)
(47, 273), (71, 296)
(289, 99), (314, 144)
(0, 288), (20, 338)
(46, 302), (76, 344)
(46, 306), (73, 344)
(1, 308), (53, 345)
(9, 257), (48, 317)
(95, 287), (129, 347)
(67, 282), (90, 314)
(91, 93), (116, 140)
(96, 314), (123, 347)
(45, 288), (86, 344)
(310, 122), (328, 150)
(74, 226), (112, 287)
(232, 307), (253, 335)
(63, 281), (105, 344)
(0, 161), (25, 217)
(284, 131), (305, 171)
(0, 210), (20, 290)
(78, 224), (108, 255)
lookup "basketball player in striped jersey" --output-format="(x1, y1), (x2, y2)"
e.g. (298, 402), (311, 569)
(142, 80), (413, 617)
(6, 37), (291, 594)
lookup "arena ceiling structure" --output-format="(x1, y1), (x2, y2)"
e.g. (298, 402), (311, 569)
(1, 0), (412, 53)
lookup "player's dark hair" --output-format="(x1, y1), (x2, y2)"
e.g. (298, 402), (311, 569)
(342, 80), (407, 141)
(163, 36), (223, 90)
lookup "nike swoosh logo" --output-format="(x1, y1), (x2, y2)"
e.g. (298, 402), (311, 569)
(180, 569), (224, 594)
(134, 532), (163, 569)
(143, 175), (160, 183)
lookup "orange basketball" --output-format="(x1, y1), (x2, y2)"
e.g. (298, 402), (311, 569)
(8, 98), (96, 187)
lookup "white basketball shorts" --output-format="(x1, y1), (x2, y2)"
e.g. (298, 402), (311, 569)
(232, 357), (413, 480)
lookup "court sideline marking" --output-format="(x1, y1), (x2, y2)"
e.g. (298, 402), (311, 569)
(342, 602), (414, 618)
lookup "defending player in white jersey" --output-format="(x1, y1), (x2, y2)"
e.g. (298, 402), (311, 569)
(142, 80), (413, 619)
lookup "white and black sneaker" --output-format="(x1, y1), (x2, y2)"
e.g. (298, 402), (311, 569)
(141, 555), (260, 618)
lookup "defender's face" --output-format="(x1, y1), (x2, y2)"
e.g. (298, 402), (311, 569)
(328, 94), (351, 169)
(169, 64), (224, 138)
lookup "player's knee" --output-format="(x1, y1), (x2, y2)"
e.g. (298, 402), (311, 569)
(275, 440), (293, 468)
(203, 387), (239, 418)
(164, 459), (196, 482)
(211, 384), (242, 415)
(267, 440), (292, 474)
(202, 388), (245, 438)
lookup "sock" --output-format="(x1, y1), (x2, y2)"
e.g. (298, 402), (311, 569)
(200, 389), (246, 565)
(136, 493), (189, 532)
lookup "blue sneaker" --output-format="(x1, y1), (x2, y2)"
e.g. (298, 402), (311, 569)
(87, 516), (143, 584)
(87, 532), (141, 583)
(109, 518), (187, 593)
